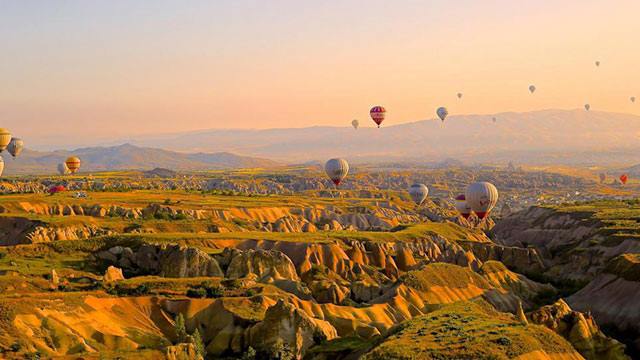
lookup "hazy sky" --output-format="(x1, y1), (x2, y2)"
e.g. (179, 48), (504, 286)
(2, 0), (640, 148)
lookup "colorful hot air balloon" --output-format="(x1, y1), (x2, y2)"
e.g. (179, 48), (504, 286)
(351, 119), (359, 130)
(57, 163), (70, 175)
(7, 138), (23, 157)
(370, 106), (386, 128)
(457, 92), (463, 99)
(620, 174), (628, 185)
(599, 173), (606, 183)
(529, 85), (536, 94)
(0, 129), (11, 153)
(455, 194), (472, 219)
(631, 97), (636, 103)
(48, 185), (66, 194)
(465, 182), (499, 219)
(436, 107), (448, 122)
(325, 158), (349, 186)
(65, 156), (81, 174)
(408, 183), (429, 205)
(584, 104), (591, 111)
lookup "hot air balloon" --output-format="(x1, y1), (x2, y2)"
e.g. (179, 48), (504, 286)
(351, 119), (359, 130)
(408, 184), (429, 205)
(65, 156), (81, 174)
(492, 117), (497, 123)
(48, 185), (66, 194)
(325, 158), (349, 186)
(599, 173), (606, 183)
(465, 182), (499, 219)
(57, 163), (70, 175)
(631, 97), (636, 103)
(0, 129), (11, 153)
(595, 61), (600, 67)
(529, 85), (536, 94)
(457, 93), (463, 99)
(455, 194), (472, 219)
(7, 138), (23, 157)
(0, 156), (4, 177)
(584, 104), (591, 111)
(436, 107), (448, 122)
(370, 106), (386, 128)
(620, 174), (628, 185)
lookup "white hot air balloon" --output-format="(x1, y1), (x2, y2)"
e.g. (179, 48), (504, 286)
(325, 158), (349, 187)
(57, 162), (70, 175)
(436, 107), (448, 122)
(465, 182), (499, 219)
(0, 129), (11, 153)
(408, 183), (429, 205)
(7, 138), (23, 157)
(631, 97), (636, 103)
(457, 92), (463, 99)
(455, 194), (472, 219)
(351, 119), (359, 130)
(528, 85), (536, 94)
(0, 156), (4, 177)
(584, 104), (591, 111)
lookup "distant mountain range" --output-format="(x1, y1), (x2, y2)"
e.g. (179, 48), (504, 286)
(123, 109), (640, 165)
(2, 144), (279, 174)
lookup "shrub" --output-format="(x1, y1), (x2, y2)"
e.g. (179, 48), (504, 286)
(186, 288), (207, 299)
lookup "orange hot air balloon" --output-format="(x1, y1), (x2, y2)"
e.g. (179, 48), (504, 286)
(620, 174), (628, 185)
(370, 106), (386, 128)
(65, 156), (81, 174)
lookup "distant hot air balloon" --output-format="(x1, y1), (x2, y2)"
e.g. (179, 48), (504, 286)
(325, 158), (349, 186)
(465, 182), (499, 219)
(620, 174), (628, 185)
(408, 183), (429, 205)
(48, 185), (66, 194)
(0, 129), (11, 153)
(492, 117), (497, 123)
(584, 104), (591, 111)
(457, 92), (463, 99)
(370, 106), (386, 128)
(595, 61), (600, 67)
(529, 85), (536, 94)
(631, 97), (636, 103)
(0, 156), (4, 177)
(455, 194), (472, 219)
(436, 107), (448, 122)
(65, 156), (81, 174)
(7, 138), (23, 158)
(351, 119), (359, 130)
(57, 163), (70, 175)
(599, 173), (606, 183)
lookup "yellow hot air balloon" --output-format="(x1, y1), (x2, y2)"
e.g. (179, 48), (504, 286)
(0, 129), (12, 152)
(65, 156), (81, 174)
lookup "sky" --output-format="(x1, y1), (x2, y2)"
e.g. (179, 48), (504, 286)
(2, 0), (640, 149)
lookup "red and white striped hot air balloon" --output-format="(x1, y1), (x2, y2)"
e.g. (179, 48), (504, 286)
(370, 106), (386, 128)
(620, 174), (628, 185)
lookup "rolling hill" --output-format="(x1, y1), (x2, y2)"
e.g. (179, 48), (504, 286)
(1, 143), (279, 174)
(128, 109), (640, 165)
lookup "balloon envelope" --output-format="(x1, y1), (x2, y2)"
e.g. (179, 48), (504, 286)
(465, 182), (499, 219)
(65, 156), (81, 174)
(325, 158), (349, 186)
(351, 119), (359, 129)
(0, 129), (11, 152)
(48, 185), (66, 194)
(455, 194), (472, 219)
(528, 85), (536, 93)
(57, 163), (70, 175)
(408, 183), (429, 205)
(584, 104), (590, 111)
(436, 107), (448, 122)
(457, 93), (463, 99)
(370, 106), (386, 128)
(631, 97), (636, 103)
(620, 174), (628, 185)
(7, 138), (23, 157)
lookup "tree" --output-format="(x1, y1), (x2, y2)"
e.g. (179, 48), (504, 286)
(192, 328), (206, 358)
(174, 313), (187, 344)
